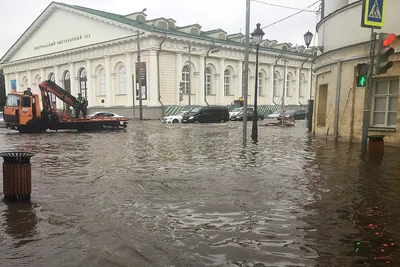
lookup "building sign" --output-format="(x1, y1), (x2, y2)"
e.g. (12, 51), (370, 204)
(33, 33), (92, 51)
(10, 80), (16, 91)
(136, 62), (147, 100)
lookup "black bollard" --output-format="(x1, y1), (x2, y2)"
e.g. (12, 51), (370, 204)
(0, 152), (35, 201)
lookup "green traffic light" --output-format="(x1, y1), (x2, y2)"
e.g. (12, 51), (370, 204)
(356, 76), (367, 87)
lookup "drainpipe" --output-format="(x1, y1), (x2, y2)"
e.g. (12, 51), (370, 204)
(157, 34), (167, 118)
(333, 61), (342, 141)
(204, 42), (216, 106)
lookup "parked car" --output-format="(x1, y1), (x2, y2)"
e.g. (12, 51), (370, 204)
(87, 111), (124, 118)
(162, 111), (188, 123)
(278, 109), (307, 121)
(0, 111), (3, 121)
(229, 107), (254, 119)
(182, 106), (229, 123)
(266, 109), (284, 119)
(230, 109), (264, 121)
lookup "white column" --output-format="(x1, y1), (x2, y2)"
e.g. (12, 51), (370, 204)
(92, 75), (97, 106)
(69, 62), (76, 96)
(149, 50), (158, 106)
(198, 56), (205, 105)
(126, 53), (133, 106)
(16, 72), (20, 92)
(111, 73), (116, 105)
(176, 53), (182, 105)
(268, 65), (274, 105)
(105, 56), (113, 106)
(295, 68), (300, 105)
(236, 61), (243, 99)
(218, 58), (225, 105)
(86, 60), (93, 107)
(4, 73), (9, 94)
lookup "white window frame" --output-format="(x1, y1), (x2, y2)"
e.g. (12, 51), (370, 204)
(118, 66), (127, 95)
(258, 72), (264, 96)
(99, 69), (106, 95)
(273, 72), (280, 97)
(206, 67), (212, 95)
(182, 65), (190, 94)
(224, 69), (230, 95)
(372, 78), (399, 128)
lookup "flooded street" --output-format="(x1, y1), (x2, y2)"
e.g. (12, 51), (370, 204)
(0, 121), (400, 267)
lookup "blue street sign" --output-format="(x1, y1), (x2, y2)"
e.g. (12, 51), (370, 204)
(361, 0), (386, 29)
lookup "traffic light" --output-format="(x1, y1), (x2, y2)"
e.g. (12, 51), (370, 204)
(376, 33), (396, 75)
(356, 63), (369, 87)
(179, 82), (184, 102)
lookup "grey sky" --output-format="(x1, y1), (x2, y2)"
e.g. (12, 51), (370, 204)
(1, 0), (320, 58)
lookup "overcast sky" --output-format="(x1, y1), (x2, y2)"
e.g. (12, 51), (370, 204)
(0, 0), (320, 57)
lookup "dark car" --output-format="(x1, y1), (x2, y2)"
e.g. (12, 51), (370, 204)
(278, 109), (307, 121)
(182, 106), (229, 123)
(231, 109), (264, 121)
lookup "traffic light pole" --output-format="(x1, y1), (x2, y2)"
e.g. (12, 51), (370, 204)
(361, 27), (377, 153)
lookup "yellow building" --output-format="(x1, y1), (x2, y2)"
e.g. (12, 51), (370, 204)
(314, 0), (400, 145)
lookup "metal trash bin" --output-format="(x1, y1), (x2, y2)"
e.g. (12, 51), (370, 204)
(368, 135), (385, 153)
(0, 152), (35, 201)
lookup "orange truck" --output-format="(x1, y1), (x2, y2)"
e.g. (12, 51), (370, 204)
(3, 80), (128, 133)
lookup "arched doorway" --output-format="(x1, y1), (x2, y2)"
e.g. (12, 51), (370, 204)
(79, 68), (87, 100)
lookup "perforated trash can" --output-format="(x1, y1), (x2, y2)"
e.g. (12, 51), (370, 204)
(0, 152), (35, 201)
(368, 135), (385, 153)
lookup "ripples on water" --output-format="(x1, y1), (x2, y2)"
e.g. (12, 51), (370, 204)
(0, 121), (400, 266)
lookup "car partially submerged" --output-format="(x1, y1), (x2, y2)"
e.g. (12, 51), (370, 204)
(86, 111), (124, 118)
(162, 111), (188, 123)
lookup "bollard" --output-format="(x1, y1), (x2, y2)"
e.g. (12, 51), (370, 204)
(368, 135), (385, 153)
(0, 152), (35, 201)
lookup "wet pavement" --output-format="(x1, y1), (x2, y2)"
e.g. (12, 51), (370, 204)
(0, 120), (400, 267)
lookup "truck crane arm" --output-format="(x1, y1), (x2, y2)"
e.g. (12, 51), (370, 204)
(39, 80), (79, 108)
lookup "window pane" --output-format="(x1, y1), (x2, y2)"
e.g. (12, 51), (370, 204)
(389, 96), (398, 112)
(389, 80), (399, 94)
(373, 112), (385, 125)
(374, 97), (386, 112)
(375, 80), (388, 94)
(388, 112), (397, 126)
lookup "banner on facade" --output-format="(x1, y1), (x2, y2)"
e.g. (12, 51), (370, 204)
(136, 62), (147, 100)
(10, 80), (16, 91)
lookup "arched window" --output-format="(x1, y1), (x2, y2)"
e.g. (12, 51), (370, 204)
(273, 71), (280, 97)
(205, 67), (212, 95)
(79, 68), (87, 100)
(99, 69), (106, 95)
(190, 28), (199, 35)
(35, 75), (41, 86)
(22, 76), (28, 90)
(63, 70), (71, 93)
(118, 66), (127, 94)
(157, 21), (168, 30)
(224, 69), (231, 95)
(286, 73), (293, 97)
(299, 73), (305, 98)
(258, 72), (263, 96)
(182, 65), (190, 94)
(48, 72), (55, 82)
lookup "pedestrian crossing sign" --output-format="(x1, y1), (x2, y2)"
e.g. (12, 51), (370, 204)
(361, 0), (386, 28)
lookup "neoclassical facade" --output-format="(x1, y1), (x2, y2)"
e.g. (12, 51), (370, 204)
(314, 0), (400, 145)
(0, 2), (314, 111)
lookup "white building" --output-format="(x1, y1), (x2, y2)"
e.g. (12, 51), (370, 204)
(0, 2), (314, 118)
(314, 0), (400, 145)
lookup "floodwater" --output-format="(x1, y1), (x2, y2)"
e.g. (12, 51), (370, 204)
(0, 121), (399, 267)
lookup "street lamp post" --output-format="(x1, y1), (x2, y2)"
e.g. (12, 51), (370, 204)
(250, 23), (265, 141)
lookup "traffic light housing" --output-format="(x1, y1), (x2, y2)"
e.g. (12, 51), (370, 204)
(356, 63), (369, 87)
(376, 33), (396, 75)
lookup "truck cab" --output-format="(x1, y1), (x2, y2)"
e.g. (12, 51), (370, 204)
(3, 92), (41, 130)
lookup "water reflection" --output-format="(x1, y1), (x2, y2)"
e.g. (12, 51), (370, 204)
(2, 202), (38, 243)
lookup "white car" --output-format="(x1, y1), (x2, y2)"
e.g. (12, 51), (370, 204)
(229, 107), (254, 119)
(162, 111), (188, 123)
(87, 111), (124, 118)
(266, 110), (284, 119)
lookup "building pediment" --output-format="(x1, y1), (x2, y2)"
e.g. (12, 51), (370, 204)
(1, 2), (137, 64)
